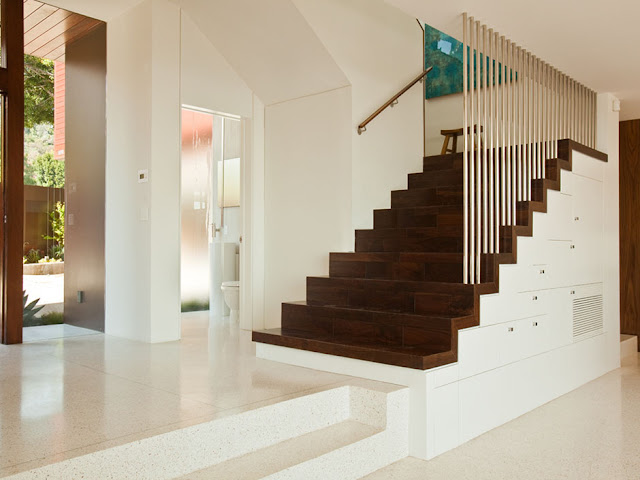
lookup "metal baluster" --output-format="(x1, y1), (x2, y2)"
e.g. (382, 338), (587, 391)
(499, 37), (507, 225)
(510, 41), (516, 225)
(462, 13), (474, 283)
(482, 25), (488, 255)
(494, 30), (501, 253)
(475, 20), (482, 282)
(528, 52), (532, 198)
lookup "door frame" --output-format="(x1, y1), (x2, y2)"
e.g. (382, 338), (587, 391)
(179, 104), (253, 328)
(0, 0), (25, 344)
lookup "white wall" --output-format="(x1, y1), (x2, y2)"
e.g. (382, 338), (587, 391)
(264, 87), (353, 327)
(293, 0), (424, 230)
(180, 12), (253, 118)
(425, 94), (463, 156)
(597, 93), (621, 371)
(172, 0), (349, 106)
(106, 0), (182, 343)
(105, 0), (153, 342)
(248, 95), (265, 331)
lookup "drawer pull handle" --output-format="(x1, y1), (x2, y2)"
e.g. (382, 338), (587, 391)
(570, 244), (575, 249)
(533, 321), (538, 327)
(570, 290), (576, 295)
(539, 269), (545, 274)
(532, 295), (538, 301)
(574, 216), (580, 221)
(508, 327), (514, 332)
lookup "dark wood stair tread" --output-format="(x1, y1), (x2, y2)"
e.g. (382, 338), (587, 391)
(284, 300), (474, 325)
(252, 328), (456, 370)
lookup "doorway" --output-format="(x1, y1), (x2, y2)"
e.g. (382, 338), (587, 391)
(180, 107), (243, 323)
(21, 4), (106, 342)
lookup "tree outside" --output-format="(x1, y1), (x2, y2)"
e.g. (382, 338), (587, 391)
(23, 54), (64, 188)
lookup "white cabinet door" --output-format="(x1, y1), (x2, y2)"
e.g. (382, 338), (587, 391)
(480, 289), (549, 326)
(458, 326), (502, 378)
(546, 240), (574, 289)
(547, 288), (573, 350)
(519, 315), (551, 359)
(430, 383), (460, 458)
(571, 175), (603, 285)
(459, 368), (508, 443)
(499, 319), (527, 365)
(542, 191), (573, 241)
(572, 151), (604, 181)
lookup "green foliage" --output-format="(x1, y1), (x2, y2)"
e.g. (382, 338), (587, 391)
(24, 124), (55, 186)
(49, 244), (65, 261)
(23, 310), (64, 327)
(22, 291), (45, 324)
(24, 123), (54, 160)
(43, 202), (65, 248)
(28, 152), (65, 188)
(181, 300), (210, 312)
(27, 311), (64, 327)
(24, 249), (42, 264)
(24, 55), (55, 129)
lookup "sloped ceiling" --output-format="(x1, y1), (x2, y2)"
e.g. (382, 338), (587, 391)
(171, 0), (349, 106)
(385, 0), (640, 120)
(39, 0), (144, 21)
(24, 0), (103, 62)
(44, 0), (640, 119)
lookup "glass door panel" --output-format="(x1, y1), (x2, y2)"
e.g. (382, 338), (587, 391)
(180, 109), (242, 320)
(180, 108), (215, 312)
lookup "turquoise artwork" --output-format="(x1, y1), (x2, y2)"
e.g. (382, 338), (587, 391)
(424, 24), (464, 99)
(424, 24), (510, 100)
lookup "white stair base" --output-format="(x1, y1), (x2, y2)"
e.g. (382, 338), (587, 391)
(621, 334), (638, 363)
(3, 385), (408, 480)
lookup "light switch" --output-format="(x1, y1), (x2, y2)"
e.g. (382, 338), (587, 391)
(138, 169), (149, 183)
(140, 207), (149, 221)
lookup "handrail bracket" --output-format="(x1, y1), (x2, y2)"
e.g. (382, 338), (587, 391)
(357, 67), (432, 135)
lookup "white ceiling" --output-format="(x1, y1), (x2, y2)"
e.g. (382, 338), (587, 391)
(385, 0), (640, 120)
(41, 0), (143, 21)
(45, 0), (640, 120)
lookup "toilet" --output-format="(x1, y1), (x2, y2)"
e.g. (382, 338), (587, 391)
(221, 281), (240, 322)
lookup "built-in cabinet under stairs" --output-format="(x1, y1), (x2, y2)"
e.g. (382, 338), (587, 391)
(253, 140), (608, 370)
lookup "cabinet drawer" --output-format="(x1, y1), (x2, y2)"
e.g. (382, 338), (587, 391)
(479, 290), (549, 326)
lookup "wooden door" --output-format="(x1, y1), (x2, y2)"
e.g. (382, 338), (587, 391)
(0, 0), (25, 344)
(620, 119), (640, 350)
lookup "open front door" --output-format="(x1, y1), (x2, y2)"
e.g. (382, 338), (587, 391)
(0, 0), (25, 344)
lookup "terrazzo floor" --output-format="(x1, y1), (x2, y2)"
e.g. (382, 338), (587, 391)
(364, 352), (640, 480)
(0, 312), (356, 477)
(2, 310), (638, 479)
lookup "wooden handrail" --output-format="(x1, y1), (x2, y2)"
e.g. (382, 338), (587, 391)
(357, 66), (433, 135)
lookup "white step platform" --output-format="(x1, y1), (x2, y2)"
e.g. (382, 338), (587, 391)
(621, 334), (638, 363)
(2, 382), (408, 480)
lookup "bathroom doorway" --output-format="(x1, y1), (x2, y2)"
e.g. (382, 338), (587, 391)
(180, 107), (242, 322)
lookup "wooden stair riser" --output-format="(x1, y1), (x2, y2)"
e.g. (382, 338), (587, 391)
(391, 187), (463, 208)
(355, 235), (463, 253)
(408, 170), (463, 189)
(330, 252), (463, 283)
(373, 206), (462, 229)
(423, 153), (463, 172)
(305, 277), (476, 317)
(281, 303), (454, 351)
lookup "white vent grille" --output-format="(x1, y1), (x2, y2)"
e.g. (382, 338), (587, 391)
(573, 295), (603, 340)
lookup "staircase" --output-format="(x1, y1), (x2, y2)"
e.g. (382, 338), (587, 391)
(253, 140), (599, 370)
